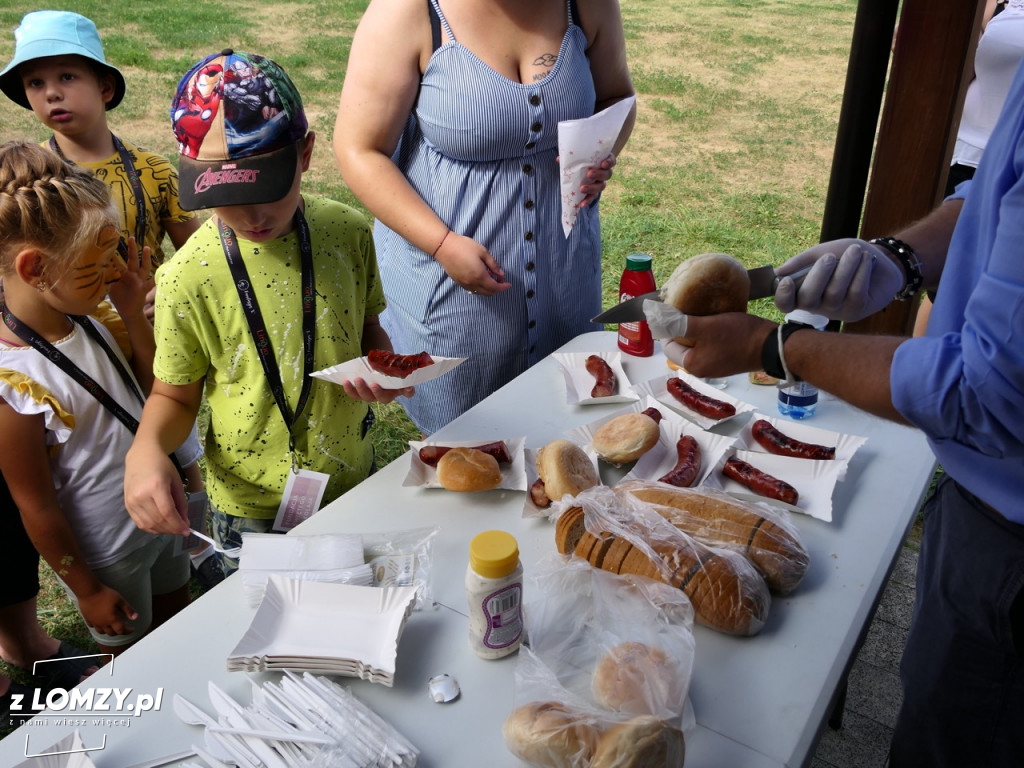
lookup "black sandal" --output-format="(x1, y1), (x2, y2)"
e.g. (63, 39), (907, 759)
(19, 642), (103, 691)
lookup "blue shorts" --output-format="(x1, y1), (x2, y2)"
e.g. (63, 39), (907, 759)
(889, 475), (1024, 766)
(210, 507), (276, 577)
(58, 535), (189, 648)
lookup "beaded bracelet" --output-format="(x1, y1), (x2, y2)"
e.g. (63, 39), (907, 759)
(761, 322), (815, 385)
(870, 236), (923, 301)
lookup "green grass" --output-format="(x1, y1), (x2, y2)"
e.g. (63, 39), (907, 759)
(0, 0), (862, 714)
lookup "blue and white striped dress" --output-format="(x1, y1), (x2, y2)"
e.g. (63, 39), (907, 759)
(376, 0), (601, 433)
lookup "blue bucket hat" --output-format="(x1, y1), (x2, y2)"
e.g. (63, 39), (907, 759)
(0, 11), (126, 110)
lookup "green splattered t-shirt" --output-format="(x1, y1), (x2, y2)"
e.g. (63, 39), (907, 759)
(153, 195), (386, 518)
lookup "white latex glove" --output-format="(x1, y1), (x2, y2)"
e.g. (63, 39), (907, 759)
(774, 239), (905, 322)
(644, 299), (691, 369)
(662, 339), (689, 368)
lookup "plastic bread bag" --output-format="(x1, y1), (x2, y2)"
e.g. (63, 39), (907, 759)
(614, 479), (810, 594)
(553, 484), (771, 636)
(504, 556), (692, 767)
(363, 526), (440, 610)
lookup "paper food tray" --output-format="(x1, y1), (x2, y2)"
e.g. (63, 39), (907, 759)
(554, 350), (639, 405)
(735, 413), (867, 481)
(566, 394), (688, 464)
(312, 354), (465, 389)
(228, 575), (417, 684)
(622, 418), (738, 487)
(404, 437), (527, 490)
(521, 444), (601, 519)
(700, 448), (844, 523)
(635, 371), (755, 429)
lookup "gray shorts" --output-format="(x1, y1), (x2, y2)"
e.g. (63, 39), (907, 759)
(59, 535), (189, 648)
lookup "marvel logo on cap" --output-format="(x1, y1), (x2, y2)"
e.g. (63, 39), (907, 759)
(171, 50), (307, 210)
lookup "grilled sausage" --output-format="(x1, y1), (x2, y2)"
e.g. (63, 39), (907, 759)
(657, 435), (702, 487)
(418, 441), (513, 467)
(666, 377), (736, 420)
(723, 457), (799, 505)
(367, 349), (435, 378)
(586, 355), (617, 398)
(530, 478), (552, 508)
(751, 419), (835, 460)
(641, 406), (664, 424)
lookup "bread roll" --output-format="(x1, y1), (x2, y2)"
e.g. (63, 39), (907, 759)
(536, 439), (600, 502)
(662, 252), (750, 316)
(592, 412), (661, 464)
(590, 715), (685, 768)
(553, 495), (770, 636)
(502, 700), (600, 767)
(436, 447), (502, 492)
(615, 480), (809, 594)
(592, 642), (684, 716)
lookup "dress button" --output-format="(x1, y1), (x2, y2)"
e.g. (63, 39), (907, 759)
(530, 345), (536, 353)
(528, 320), (536, 329)
(524, 199), (534, 210)
(525, 141), (535, 150)
(523, 163), (533, 174)
(530, 94), (541, 106)
(526, 289), (535, 299)
(524, 231), (533, 241)
(526, 261), (535, 271)
(531, 122), (542, 132)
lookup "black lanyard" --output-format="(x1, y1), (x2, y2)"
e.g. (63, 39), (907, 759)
(49, 133), (146, 260)
(1, 305), (185, 481)
(218, 210), (316, 461)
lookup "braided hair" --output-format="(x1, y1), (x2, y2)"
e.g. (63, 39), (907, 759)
(0, 141), (118, 284)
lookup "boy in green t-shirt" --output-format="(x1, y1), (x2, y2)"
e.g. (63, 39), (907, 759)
(124, 50), (413, 573)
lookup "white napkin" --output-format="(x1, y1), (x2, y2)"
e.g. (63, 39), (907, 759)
(558, 95), (636, 236)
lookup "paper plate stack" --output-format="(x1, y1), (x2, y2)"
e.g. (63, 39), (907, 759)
(228, 575), (417, 686)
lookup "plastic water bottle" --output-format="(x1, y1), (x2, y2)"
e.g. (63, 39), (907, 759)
(617, 253), (656, 357)
(777, 310), (827, 419)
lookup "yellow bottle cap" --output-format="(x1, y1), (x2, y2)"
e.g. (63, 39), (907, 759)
(469, 530), (520, 579)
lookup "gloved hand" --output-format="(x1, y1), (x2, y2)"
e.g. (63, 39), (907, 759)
(662, 339), (689, 368)
(774, 239), (905, 322)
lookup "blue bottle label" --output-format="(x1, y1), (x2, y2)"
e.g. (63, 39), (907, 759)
(779, 383), (818, 408)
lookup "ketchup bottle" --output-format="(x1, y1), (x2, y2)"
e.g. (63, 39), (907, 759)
(617, 253), (656, 357)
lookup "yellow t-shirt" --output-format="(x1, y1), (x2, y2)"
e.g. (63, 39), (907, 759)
(49, 137), (195, 265)
(153, 195), (386, 518)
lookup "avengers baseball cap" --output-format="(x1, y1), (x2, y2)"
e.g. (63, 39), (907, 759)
(0, 11), (126, 110)
(171, 49), (308, 210)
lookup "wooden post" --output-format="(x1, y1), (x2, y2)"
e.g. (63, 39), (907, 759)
(843, 0), (985, 336)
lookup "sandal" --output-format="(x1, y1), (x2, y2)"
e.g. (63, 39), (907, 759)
(20, 642), (103, 691)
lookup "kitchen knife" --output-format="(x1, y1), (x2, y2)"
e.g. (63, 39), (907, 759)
(592, 264), (811, 324)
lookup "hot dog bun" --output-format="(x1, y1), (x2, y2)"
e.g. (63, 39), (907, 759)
(592, 642), (685, 716)
(662, 252), (750, 316)
(536, 439), (600, 502)
(436, 447), (502, 492)
(502, 700), (600, 767)
(590, 715), (686, 768)
(592, 412), (661, 464)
